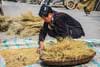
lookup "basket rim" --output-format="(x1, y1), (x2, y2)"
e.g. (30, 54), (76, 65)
(41, 52), (96, 63)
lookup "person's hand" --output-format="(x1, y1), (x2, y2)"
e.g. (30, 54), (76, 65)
(38, 41), (44, 54)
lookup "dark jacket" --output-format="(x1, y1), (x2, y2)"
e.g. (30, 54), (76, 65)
(39, 11), (85, 42)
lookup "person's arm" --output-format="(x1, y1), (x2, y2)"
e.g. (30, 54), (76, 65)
(38, 22), (48, 50)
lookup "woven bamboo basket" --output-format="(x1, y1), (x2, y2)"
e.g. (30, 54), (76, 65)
(41, 52), (96, 66)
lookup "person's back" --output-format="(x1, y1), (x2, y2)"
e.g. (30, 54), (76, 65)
(50, 11), (85, 38)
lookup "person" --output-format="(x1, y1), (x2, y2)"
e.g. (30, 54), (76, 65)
(0, 0), (4, 15)
(38, 4), (85, 51)
(0, 8), (3, 15)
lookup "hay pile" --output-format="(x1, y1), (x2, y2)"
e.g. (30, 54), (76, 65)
(0, 11), (43, 38)
(0, 48), (39, 67)
(0, 16), (12, 32)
